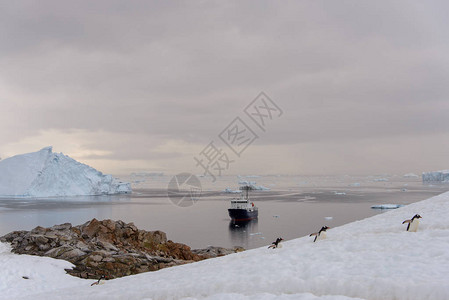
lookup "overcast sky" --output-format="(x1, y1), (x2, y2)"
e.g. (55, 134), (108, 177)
(1, 1), (448, 176)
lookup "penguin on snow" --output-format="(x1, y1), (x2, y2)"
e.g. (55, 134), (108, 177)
(310, 226), (330, 242)
(268, 237), (284, 249)
(91, 275), (107, 286)
(402, 214), (422, 232)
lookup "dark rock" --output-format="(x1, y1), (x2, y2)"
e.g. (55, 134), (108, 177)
(51, 223), (72, 231)
(59, 248), (87, 260)
(31, 226), (46, 235)
(45, 246), (74, 258)
(38, 243), (51, 251)
(192, 246), (245, 258)
(0, 219), (244, 279)
(30, 235), (48, 245)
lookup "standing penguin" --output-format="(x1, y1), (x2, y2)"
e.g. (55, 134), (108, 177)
(310, 226), (330, 242)
(402, 214), (422, 232)
(91, 275), (107, 286)
(268, 237), (284, 249)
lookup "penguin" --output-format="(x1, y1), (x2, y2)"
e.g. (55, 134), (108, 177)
(268, 237), (284, 249)
(310, 226), (330, 242)
(91, 275), (106, 286)
(402, 214), (422, 232)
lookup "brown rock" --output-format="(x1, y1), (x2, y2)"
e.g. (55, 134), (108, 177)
(45, 246), (73, 258)
(59, 248), (87, 260)
(82, 219), (101, 238)
(71, 227), (81, 236)
(30, 235), (48, 245)
(31, 226), (46, 235)
(102, 219), (116, 231)
(51, 223), (72, 231)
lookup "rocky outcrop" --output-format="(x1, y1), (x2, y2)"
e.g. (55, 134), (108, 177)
(1, 219), (243, 279)
(192, 246), (244, 258)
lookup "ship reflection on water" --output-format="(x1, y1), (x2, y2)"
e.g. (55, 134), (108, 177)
(228, 219), (260, 249)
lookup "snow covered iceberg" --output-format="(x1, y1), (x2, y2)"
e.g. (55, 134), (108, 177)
(403, 173), (419, 178)
(0, 147), (131, 197)
(238, 180), (271, 191)
(422, 170), (449, 182)
(223, 188), (242, 194)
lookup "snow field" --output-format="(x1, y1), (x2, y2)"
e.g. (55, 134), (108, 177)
(0, 243), (84, 299)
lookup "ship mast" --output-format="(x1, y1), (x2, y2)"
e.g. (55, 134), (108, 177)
(239, 185), (254, 200)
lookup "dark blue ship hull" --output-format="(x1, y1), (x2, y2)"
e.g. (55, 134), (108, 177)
(228, 208), (258, 221)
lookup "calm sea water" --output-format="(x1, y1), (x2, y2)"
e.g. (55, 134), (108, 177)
(0, 175), (447, 250)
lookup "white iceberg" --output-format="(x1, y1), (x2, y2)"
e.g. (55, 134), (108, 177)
(0, 147), (131, 197)
(238, 181), (271, 191)
(334, 191), (346, 195)
(223, 188), (242, 194)
(403, 173), (419, 178)
(238, 180), (256, 185)
(371, 204), (405, 209)
(373, 178), (389, 182)
(253, 185), (270, 191)
(422, 170), (449, 182)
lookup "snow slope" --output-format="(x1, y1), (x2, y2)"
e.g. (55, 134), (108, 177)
(0, 243), (84, 298)
(0, 147), (131, 197)
(2, 191), (449, 300)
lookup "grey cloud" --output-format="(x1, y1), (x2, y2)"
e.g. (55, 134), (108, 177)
(1, 1), (448, 174)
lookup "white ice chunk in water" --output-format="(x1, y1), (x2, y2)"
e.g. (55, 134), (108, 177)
(224, 188), (242, 194)
(403, 173), (419, 178)
(371, 204), (405, 209)
(238, 181), (271, 191)
(373, 178), (389, 182)
(334, 191), (346, 195)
